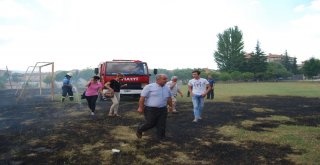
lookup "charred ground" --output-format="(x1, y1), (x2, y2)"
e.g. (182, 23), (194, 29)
(0, 89), (319, 164)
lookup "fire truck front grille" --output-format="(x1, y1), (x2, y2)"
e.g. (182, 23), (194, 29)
(123, 83), (143, 89)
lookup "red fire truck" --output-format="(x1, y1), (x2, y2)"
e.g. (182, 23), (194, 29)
(94, 60), (157, 96)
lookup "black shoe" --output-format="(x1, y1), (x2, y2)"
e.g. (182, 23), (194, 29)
(136, 131), (142, 139)
(158, 137), (169, 142)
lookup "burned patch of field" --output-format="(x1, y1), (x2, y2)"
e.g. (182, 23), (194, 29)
(0, 89), (319, 164)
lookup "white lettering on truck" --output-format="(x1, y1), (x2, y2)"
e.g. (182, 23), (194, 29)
(123, 77), (139, 81)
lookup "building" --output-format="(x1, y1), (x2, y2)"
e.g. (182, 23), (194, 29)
(266, 53), (296, 63)
(244, 53), (296, 64)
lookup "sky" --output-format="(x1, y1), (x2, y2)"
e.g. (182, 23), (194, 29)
(0, 0), (320, 72)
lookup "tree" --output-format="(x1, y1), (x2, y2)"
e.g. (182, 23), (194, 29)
(281, 50), (292, 73)
(210, 72), (220, 81)
(302, 57), (320, 78)
(172, 68), (194, 82)
(247, 41), (267, 79)
(156, 69), (173, 78)
(55, 71), (68, 81)
(0, 75), (6, 89)
(78, 68), (94, 81)
(230, 71), (242, 81)
(214, 26), (246, 72)
(43, 75), (53, 87)
(0, 71), (10, 89)
(11, 72), (23, 82)
(266, 62), (291, 80)
(291, 57), (298, 74)
(219, 72), (232, 82)
(242, 72), (254, 81)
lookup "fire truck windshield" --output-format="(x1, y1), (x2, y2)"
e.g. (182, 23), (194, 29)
(106, 62), (148, 76)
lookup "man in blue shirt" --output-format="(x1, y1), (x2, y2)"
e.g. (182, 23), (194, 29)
(136, 74), (173, 141)
(61, 72), (74, 102)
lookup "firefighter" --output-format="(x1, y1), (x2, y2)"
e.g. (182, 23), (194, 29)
(61, 72), (74, 102)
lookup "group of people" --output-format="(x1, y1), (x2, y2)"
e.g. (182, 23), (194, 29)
(61, 70), (215, 142)
(61, 72), (126, 117)
(136, 70), (214, 141)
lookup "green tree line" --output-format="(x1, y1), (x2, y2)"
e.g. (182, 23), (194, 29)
(213, 26), (320, 80)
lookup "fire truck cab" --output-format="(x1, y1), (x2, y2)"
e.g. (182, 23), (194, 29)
(94, 60), (157, 96)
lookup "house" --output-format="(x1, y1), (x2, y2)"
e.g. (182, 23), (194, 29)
(244, 53), (296, 64)
(266, 53), (296, 63)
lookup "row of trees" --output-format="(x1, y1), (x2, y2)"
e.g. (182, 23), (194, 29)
(0, 68), (95, 89)
(213, 26), (320, 79)
(37, 68), (95, 88)
(1, 61), (319, 89)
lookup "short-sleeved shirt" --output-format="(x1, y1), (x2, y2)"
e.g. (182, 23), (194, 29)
(109, 79), (121, 92)
(62, 77), (72, 86)
(188, 78), (209, 95)
(85, 82), (103, 96)
(166, 81), (180, 96)
(207, 79), (215, 87)
(141, 83), (172, 108)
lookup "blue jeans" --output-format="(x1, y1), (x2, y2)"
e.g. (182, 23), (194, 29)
(192, 94), (204, 119)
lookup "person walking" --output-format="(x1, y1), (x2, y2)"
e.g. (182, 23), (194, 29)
(104, 73), (127, 117)
(188, 70), (211, 122)
(61, 72), (74, 102)
(166, 76), (183, 113)
(206, 75), (215, 100)
(84, 76), (104, 116)
(136, 74), (172, 141)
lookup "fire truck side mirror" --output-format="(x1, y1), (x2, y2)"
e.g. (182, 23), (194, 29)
(153, 69), (158, 75)
(94, 68), (99, 75)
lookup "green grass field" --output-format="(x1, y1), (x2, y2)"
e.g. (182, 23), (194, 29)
(177, 81), (320, 164)
(178, 81), (320, 102)
(7, 82), (318, 164)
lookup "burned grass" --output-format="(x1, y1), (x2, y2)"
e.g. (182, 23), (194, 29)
(0, 89), (319, 164)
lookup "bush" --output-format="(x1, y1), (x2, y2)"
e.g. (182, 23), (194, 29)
(242, 72), (254, 81)
(231, 71), (242, 81)
(219, 72), (232, 82)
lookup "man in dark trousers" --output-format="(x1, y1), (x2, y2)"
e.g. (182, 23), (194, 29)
(61, 72), (74, 102)
(206, 75), (215, 100)
(136, 74), (173, 141)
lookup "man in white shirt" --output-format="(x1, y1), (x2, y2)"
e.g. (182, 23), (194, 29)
(166, 76), (183, 113)
(188, 70), (211, 122)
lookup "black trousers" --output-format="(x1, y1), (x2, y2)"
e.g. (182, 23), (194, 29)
(62, 86), (73, 97)
(138, 106), (168, 139)
(86, 95), (98, 112)
(207, 88), (214, 99)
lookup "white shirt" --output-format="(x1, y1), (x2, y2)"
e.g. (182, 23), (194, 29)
(166, 81), (180, 96)
(188, 78), (209, 95)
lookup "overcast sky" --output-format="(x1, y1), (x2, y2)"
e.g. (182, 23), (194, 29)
(0, 0), (319, 72)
